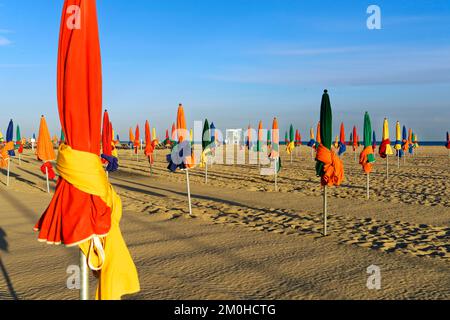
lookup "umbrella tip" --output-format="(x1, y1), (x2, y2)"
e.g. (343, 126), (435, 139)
(324, 89), (328, 93)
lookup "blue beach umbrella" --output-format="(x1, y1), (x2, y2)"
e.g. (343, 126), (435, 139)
(6, 119), (15, 156)
(210, 122), (216, 147)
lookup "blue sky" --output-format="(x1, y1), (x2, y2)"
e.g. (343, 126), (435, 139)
(0, 0), (449, 140)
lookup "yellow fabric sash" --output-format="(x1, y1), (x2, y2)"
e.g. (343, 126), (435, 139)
(57, 144), (140, 300)
(0, 142), (14, 168)
(286, 141), (295, 154)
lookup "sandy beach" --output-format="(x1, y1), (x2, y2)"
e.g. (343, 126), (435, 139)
(0, 146), (449, 300)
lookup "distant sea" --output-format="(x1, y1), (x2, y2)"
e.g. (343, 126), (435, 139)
(119, 141), (446, 146)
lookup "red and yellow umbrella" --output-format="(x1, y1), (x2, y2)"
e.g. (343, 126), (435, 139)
(34, 0), (139, 300)
(144, 120), (155, 164)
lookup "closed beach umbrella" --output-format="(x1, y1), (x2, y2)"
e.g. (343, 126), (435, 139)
(37, 116), (56, 163)
(315, 90), (344, 235)
(359, 112), (375, 199)
(202, 119), (211, 151)
(6, 120), (15, 157)
(101, 111), (118, 172)
(408, 128), (414, 154)
(352, 126), (358, 151)
(395, 121), (402, 155)
(246, 124), (251, 150)
(144, 120), (155, 168)
(379, 118), (394, 158)
(267, 129), (271, 148)
(152, 128), (158, 145)
(379, 118), (394, 179)
(401, 125), (409, 157)
(307, 127), (315, 147)
(257, 121), (263, 152)
(268, 117), (281, 190)
(16, 125), (24, 154)
(286, 124), (295, 156)
(101, 111), (112, 160)
(315, 122), (321, 149)
(360, 112), (375, 171)
(0, 131), (4, 143)
(446, 132), (450, 149)
(338, 122), (346, 156)
(413, 133), (419, 149)
(60, 129), (65, 145)
(201, 119), (212, 169)
(210, 122), (216, 144)
(171, 123), (177, 142)
(372, 131), (377, 153)
(134, 125), (140, 154)
(128, 127), (134, 149)
(295, 129), (300, 146)
(34, 0), (139, 300)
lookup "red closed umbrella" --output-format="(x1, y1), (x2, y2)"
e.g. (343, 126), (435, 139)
(34, 0), (138, 300)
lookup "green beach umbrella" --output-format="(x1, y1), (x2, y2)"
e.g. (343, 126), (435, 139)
(60, 129), (65, 144)
(314, 90), (344, 236)
(316, 91), (332, 177)
(202, 119), (211, 151)
(289, 124), (295, 144)
(202, 119), (212, 183)
(267, 129), (271, 147)
(363, 112), (375, 163)
(16, 125), (21, 143)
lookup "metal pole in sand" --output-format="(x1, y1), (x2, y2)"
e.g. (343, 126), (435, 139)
(274, 158), (278, 192)
(311, 148), (313, 161)
(186, 169), (193, 216)
(386, 155), (389, 180)
(397, 152), (400, 168)
(45, 166), (50, 193)
(205, 160), (208, 184)
(323, 185), (327, 236)
(366, 173), (370, 200)
(6, 159), (10, 187)
(79, 250), (89, 300)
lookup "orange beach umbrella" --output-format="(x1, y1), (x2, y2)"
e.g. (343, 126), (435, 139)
(34, 0), (139, 300)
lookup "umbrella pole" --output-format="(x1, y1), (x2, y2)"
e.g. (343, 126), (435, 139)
(186, 169), (192, 216)
(79, 250), (89, 300)
(366, 173), (370, 200)
(45, 166), (50, 193)
(323, 185), (327, 236)
(19, 154), (21, 166)
(274, 158), (278, 192)
(205, 161), (208, 184)
(386, 155), (389, 180)
(310, 148), (313, 161)
(290, 152), (292, 164)
(354, 149), (356, 163)
(6, 159), (10, 187)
